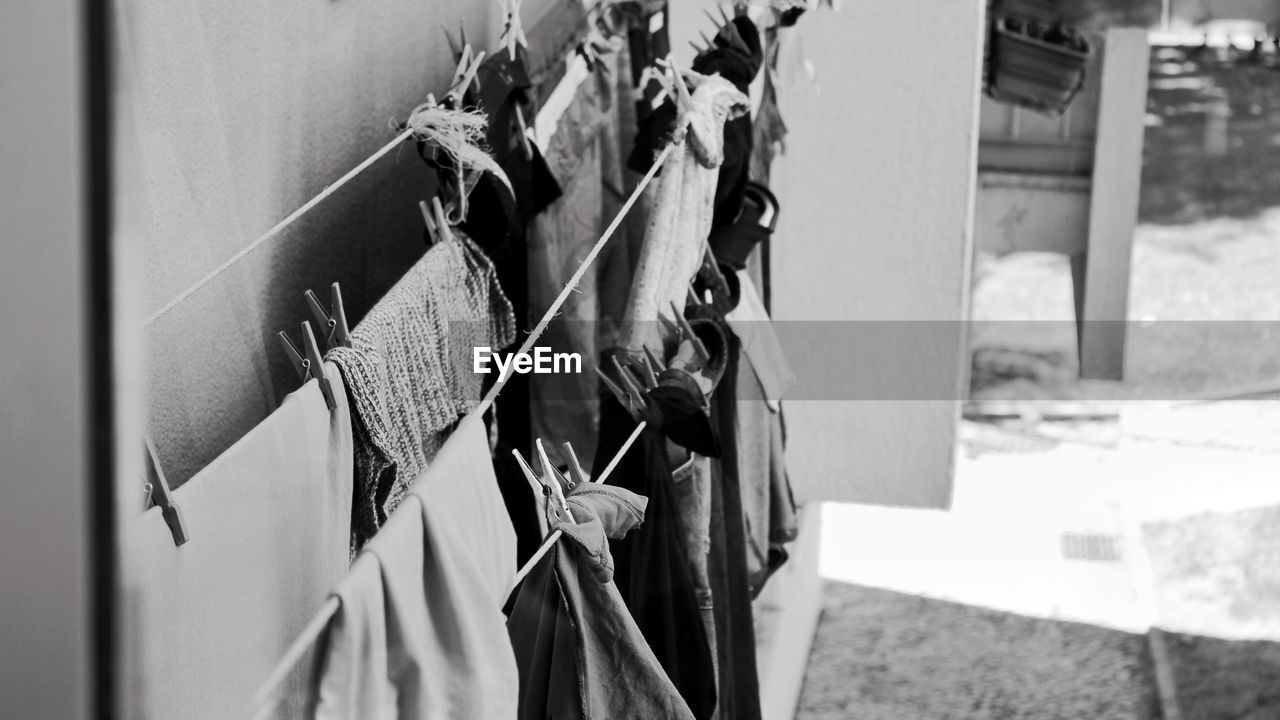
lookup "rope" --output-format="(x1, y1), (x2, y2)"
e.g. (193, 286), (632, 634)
(475, 142), (673, 415)
(141, 128), (415, 328)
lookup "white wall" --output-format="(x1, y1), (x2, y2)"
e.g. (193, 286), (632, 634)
(671, 2), (985, 508)
(769, 2), (984, 508)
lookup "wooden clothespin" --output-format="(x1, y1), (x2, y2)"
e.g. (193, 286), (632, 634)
(562, 441), (592, 487)
(654, 58), (696, 134)
(511, 448), (551, 536)
(499, 0), (529, 61)
(707, 6), (753, 57)
(419, 200), (438, 244)
(512, 440), (575, 532)
(665, 301), (711, 366)
(276, 321), (338, 411)
(701, 244), (731, 297)
(305, 282), (351, 351)
(445, 43), (486, 108)
(144, 437), (189, 546)
(596, 360), (650, 423)
(643, 345), (668, 375)
(535, 439), (574, 521)
(420, 196), (454, 246)
(442, 22), (468, 60)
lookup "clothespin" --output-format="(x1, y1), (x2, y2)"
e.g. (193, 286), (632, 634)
(535, 439), (574, 521)
(305, 282), (351, 351)
(636, 348), (659, 388)
(442, 22), (468, 60)
(562, 442), (592, 487)
(577, 39), (600, 72)
(666, 301), (711, 366)
(654, 58), (695, 135)
(499, 0), (529, 61)
(420, 200), (438, 244)
(421, 196), (454, 245)
(687, 286), (708, 308)
(445, 44), (486, 108)
(511, 448), (551, 536)
(696, 242), (731, 299)
(144, 437), (189, 546)
(276, 321), (338, 411)
(596, 360), (649, 422)
(643, 345), (668, 375)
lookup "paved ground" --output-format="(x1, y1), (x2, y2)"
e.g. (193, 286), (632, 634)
(796, 412), (1280, 720)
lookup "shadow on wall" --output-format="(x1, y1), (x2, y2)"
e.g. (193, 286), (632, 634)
(795, 582), (1280, 720)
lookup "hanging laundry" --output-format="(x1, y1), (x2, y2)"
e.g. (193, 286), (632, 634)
(725, 270), (796, 403)
(594, 399), (718, 720)
(627, 16), (762, 227)
(127, 363), (352, 720)
(425, 41), (562, 258)
(670, 450), (719, 687)
(597, 38), (647, 354)
(525, 48), (623, 475)
(328, 233), (516, 551)
(424, 36), (567, 567)
(735, 350), (799, 596)
(687, 296), (766, 720)
(507, 481), (696, 720)
(617, 70), (749, 355)
(312, 414), (520, 718)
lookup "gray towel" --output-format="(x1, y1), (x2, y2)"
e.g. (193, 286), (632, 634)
(329, 232), (516, 551)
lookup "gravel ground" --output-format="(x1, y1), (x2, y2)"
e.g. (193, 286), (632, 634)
(795, 584), (1161, 720)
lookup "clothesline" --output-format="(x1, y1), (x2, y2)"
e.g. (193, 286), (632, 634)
(140, 127), (415, 328)
(140, 6), (612, 330)
(251, 138), (674, 717)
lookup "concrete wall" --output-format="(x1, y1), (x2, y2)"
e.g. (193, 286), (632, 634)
(120, 0), (566, 486)
(668, 2), (985, 508)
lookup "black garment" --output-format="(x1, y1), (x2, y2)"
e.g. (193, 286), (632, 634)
(708, 185), (773, 271)
(506, 552), (578, 719)
(689, 298), (764, 720)
(594, 398), (717, 720)
(417, 47), (563, 566)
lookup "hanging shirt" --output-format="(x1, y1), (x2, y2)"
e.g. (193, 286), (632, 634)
(126, 362), (352, 720)
(328, 233), (516, 551)
(313, 414), (520, 719)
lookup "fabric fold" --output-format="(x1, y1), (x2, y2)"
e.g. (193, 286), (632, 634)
(328, 234), (516, 550)
(313, 414), (520, 719)
(128, 362), (353, 720)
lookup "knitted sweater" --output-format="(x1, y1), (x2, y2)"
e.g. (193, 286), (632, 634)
(329, 232), (516, 551)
